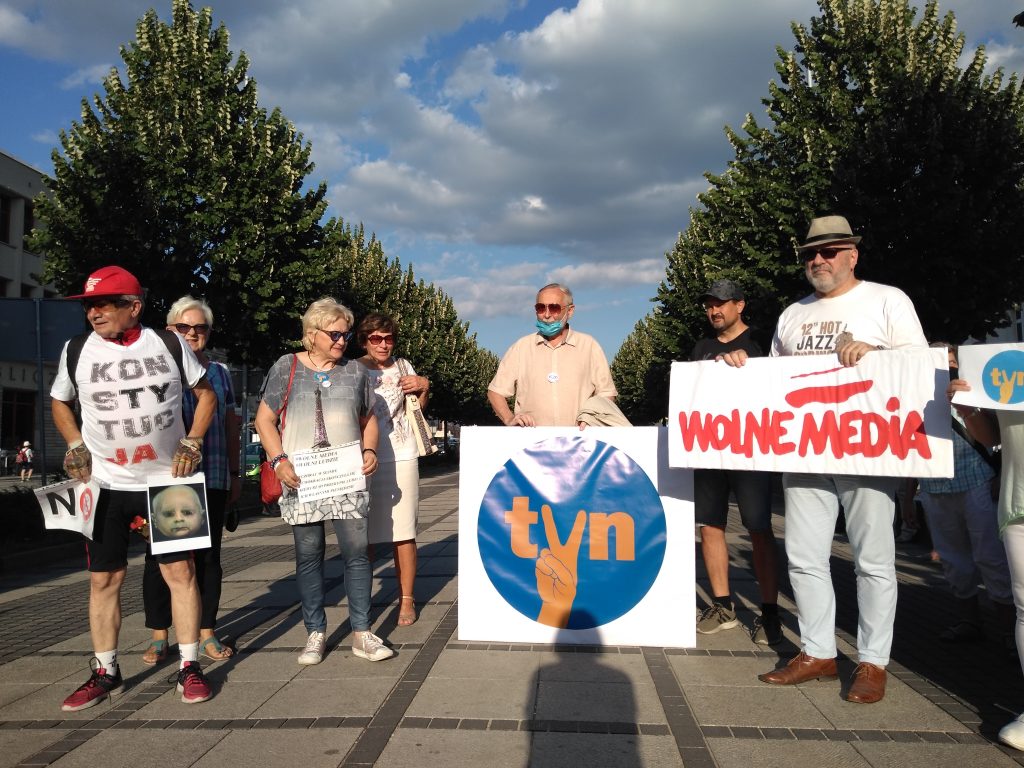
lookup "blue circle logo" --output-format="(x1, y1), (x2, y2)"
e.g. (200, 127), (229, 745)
(982, 350), (1024, 404)
(477, 435), (666, 629)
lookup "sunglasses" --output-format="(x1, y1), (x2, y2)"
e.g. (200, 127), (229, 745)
(173, 322), (210, 335)
(366, 334), (395, 346)
(83, 298), (132, 310)
(803, 246), (853, 261)
(320, 329), (353, 344)
(535, 303), (568, 314)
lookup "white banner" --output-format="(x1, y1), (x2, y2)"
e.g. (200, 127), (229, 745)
(667, 348), (952, 477)
(458, 426), (695, 648)
(953, 343), (1024, 411)
(292, 441), (366, 504)
(36, 478), (100, 539)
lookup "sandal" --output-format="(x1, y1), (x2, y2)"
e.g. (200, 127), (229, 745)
(142, 639), (168, 665)
(200, 636), (234, 660)
(398, 595), (417, 627)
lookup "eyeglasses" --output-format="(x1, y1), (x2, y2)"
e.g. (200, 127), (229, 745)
(319, 329), (353, 344)
(535, 303), (569, 314)
(83, 298), (132, 310)
(803, 246), (853, 261)
(173, 322), (210, 335)
(366, 334), (395, 346)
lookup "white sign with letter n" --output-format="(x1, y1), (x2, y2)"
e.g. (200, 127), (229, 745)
(35, 478), (101, 539)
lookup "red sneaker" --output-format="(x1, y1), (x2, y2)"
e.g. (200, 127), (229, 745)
(176, 661), (212, 704)
(61, 661), (123, 712)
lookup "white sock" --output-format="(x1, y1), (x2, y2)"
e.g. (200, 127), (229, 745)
(179, 641), (199, 669)
(95, 649), (118, 674)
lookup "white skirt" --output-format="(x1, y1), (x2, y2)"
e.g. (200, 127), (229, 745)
(368, 458), (419, 543)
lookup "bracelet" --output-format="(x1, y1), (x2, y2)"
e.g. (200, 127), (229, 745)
(270, 453), (288, 469)
(362, 448), (377, 456)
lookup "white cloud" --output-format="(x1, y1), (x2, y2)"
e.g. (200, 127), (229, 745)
(549, 258), (665, 289)
(59, 63), (113, 90)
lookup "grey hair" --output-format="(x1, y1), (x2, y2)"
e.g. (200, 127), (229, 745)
(166, 295), (214, 327)
(538, 283), (573, 304)
(301, 298), (355, 351)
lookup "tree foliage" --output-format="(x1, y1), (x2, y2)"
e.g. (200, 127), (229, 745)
(611, 314), (666, 425)
(642, 0), (1024, 409)
(32, 0), (337, 366)
(326, 223), (500, 424)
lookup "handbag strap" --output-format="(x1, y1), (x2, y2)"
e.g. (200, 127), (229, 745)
(277, 354), (299, 433)
(950, 413), (999, 470)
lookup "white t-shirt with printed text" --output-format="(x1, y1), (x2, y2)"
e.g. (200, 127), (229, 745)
(50, 328), (207, 490)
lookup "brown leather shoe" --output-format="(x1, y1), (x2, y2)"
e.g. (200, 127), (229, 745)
(846, 662), (886, 703)
(758, 652), (838, 685)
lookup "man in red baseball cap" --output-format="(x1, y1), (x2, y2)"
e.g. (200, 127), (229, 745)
(51, 265), (219, 709)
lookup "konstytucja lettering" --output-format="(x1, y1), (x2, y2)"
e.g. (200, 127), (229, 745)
(677, 396), (931, 460)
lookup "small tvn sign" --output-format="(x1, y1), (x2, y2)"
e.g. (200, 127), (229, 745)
(955, 344), (1024, 411)
(35, 479), (101, 539)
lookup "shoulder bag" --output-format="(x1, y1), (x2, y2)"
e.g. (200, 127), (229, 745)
(397, 358), (437, 457)
(260, 354), (298, 504)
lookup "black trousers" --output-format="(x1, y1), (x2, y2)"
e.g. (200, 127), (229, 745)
(143, 489), (229, 630)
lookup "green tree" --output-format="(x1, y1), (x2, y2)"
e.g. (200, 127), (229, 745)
(326, 222), (500, 424)
(32, 0), (336, 366)
(652, 0), (1024, 408)
(611, 314), (665, 425)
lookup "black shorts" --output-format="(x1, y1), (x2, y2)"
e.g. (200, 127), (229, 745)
(86, 489), (192, 572)
(693, 469), (773, 532)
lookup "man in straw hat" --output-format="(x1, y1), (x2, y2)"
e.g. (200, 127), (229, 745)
(50, 265), (217, 710)
(727, 215), (926, 703)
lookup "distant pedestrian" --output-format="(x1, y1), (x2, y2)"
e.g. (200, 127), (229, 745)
(18, 441), (33, 482)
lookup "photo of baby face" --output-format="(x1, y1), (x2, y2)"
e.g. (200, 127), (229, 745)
(151, 485), (206, 539)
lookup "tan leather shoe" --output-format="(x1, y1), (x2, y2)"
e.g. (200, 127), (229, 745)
(758, 652), (838, 685)
(846, 662), (886, 703)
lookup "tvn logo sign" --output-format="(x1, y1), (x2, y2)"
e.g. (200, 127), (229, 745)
(478, 436), (666, 629)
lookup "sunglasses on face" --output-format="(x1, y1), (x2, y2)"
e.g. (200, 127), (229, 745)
(535, 303), (567, 314)
(803, 246), (853, 261)
(320, 329), (353, 344)
(83, 298), (132, 310)
(173, 322), (210, 335)
(366, 334), (395, 346)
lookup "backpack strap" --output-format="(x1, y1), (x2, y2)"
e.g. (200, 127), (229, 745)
(278, 354), (299, 433)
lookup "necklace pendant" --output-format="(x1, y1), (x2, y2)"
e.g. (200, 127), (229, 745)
(314, 371), (331, 388)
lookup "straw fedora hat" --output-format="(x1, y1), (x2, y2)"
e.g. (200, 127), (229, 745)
(798, 215), (862, 251)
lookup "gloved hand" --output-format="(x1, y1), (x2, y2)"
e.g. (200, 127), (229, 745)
(63, 440), (92, 482)
(172, 437), (203, 477)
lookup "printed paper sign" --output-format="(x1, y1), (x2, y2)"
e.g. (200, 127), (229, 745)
(146, 473), (211, 555)
(953, 343), (1024, 411)
(667, 348), (952, 477)
(459, 426), (695, 647)
(292, 441), (366, 504)
(36, 478), (100, 539)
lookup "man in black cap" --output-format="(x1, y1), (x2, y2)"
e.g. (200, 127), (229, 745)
(689, 279), (782, 645)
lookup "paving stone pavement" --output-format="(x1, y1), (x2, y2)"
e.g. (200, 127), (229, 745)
(0, 468), (1023, 766)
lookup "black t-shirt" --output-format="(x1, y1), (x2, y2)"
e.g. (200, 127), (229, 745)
(689, 327), (762, 362)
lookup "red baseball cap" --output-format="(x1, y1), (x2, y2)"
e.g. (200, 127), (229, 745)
(66, 266), (143, 299)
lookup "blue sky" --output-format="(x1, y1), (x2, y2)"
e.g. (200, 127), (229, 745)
(2, 0), (1023, 359)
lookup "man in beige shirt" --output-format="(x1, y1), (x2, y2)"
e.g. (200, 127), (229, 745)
(488, 283), (616, 427)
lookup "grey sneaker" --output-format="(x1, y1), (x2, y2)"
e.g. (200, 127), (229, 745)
(696, 604), (739, 635)
(751, 614), (783, 646)
(298, 631), (326, 665)
(352, 631), (394, 662)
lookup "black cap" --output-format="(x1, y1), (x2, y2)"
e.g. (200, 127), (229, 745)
(700, 279), (743, 303)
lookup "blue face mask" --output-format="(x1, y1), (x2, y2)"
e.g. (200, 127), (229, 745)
(535, 318), (564, 337)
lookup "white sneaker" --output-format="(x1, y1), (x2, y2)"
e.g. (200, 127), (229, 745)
(1000, 713), (1024, 751)
(352, 631), (394, 662)
(298, 631), (326, 665)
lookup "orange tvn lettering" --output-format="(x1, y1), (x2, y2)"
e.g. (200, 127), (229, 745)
(503, 496), (636, 561)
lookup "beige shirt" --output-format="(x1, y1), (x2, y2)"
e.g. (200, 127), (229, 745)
(488, 329), (617, 427)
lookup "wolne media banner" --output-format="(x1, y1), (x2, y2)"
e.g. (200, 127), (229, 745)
(667, 348), (953, 477)
(458, 427), (694, 647)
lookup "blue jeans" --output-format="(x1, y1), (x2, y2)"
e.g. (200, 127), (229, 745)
(292, 518), (371, 634)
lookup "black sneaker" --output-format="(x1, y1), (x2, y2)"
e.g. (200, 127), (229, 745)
(751, 614), (783, 646)
(61, 659), (123, 711)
